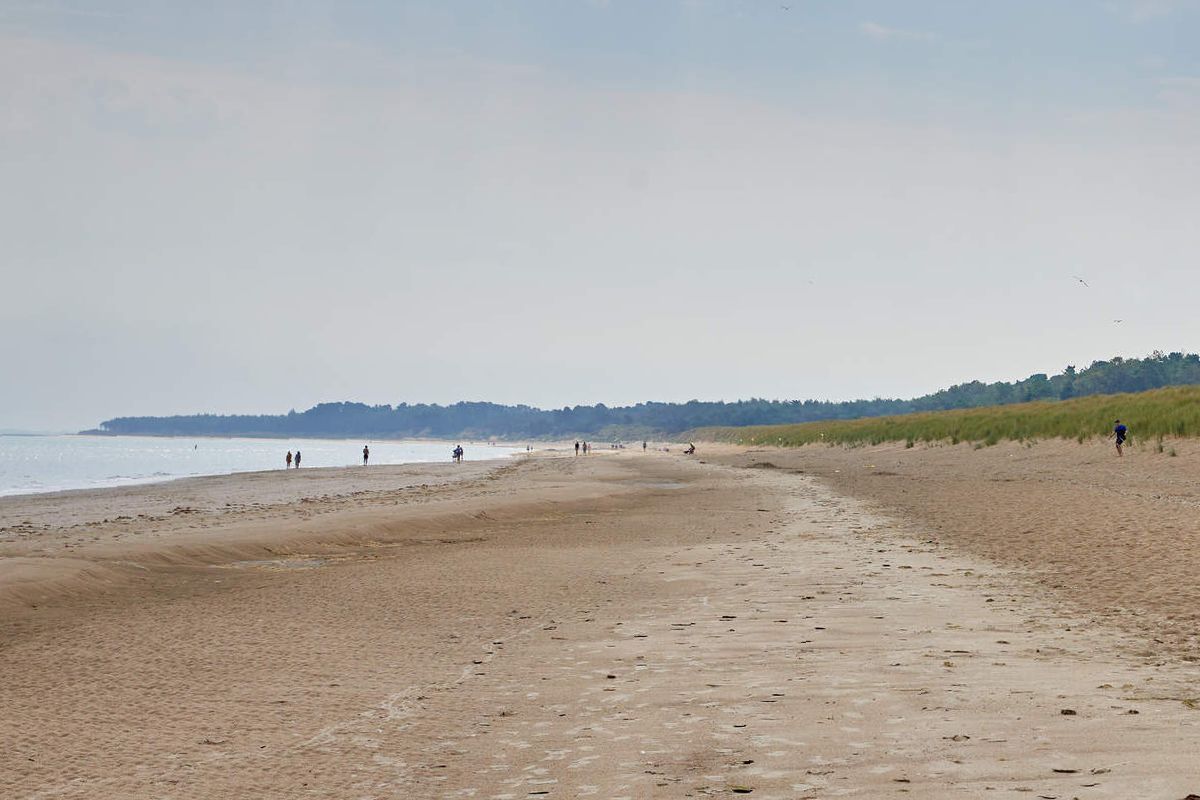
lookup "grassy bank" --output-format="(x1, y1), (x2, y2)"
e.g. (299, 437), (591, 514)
(693, 385), (1200, 448)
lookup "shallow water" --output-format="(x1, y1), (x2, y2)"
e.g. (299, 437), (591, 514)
(0, 434), (521, 497)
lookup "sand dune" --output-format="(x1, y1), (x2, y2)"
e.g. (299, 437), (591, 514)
(2, 449), (1198, 797)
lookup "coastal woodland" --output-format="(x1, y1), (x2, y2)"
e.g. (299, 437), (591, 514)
(94, 351), (1200, 439)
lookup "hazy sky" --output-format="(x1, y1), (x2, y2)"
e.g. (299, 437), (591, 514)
(4, 1), (1200, 430)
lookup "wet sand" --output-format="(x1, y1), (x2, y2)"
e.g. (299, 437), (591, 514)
(2, 449), (1198, 798)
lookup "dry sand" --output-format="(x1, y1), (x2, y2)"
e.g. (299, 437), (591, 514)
(2, 448), (1198, 798)
(710, 438), (1200, 657)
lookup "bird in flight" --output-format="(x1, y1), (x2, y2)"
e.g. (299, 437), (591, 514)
(1113, 319), (1124, 324)
(1072, 275), (1089, 288)
(781, 4), (791, 9)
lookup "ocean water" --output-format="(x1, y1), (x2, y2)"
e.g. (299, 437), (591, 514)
(0, 435), (521, 498)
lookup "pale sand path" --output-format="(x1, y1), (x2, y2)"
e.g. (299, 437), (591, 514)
(2, 453), (1198, 797)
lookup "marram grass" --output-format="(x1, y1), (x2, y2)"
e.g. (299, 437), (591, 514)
(692, 385), (1200, 448)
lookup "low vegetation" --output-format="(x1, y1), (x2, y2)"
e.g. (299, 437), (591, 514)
(693, 385), (1200, 448)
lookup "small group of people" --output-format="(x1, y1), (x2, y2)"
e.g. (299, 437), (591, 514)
(452, 444), (464, 462)
(284, 445), (372, 469)
(572, 439), (688, 454)
(285, 446), (375, 468)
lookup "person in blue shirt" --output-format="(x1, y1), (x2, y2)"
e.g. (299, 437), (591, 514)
(1111, 420), (1128, 456)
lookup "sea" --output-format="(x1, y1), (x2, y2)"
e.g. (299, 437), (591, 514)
(0, 434), (522, 498)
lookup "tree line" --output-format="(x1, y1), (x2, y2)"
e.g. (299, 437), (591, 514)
(90, 351), (1200, 439)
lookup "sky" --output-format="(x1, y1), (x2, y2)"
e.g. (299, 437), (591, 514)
(3, 0), (1200, 430)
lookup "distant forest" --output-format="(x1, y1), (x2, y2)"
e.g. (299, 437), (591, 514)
(91, 351), (1200, 440)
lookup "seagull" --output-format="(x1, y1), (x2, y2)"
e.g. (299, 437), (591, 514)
(780, 4), (791, 9)
(1113, 319), (1124, 324)
(1072, 275), (1089, 287)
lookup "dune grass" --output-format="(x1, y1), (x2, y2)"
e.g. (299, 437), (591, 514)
(692, 385), (1200, 448)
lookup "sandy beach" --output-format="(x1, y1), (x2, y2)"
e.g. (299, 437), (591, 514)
(2, 448), (1199, 798)
(708, 438), (1200, 657)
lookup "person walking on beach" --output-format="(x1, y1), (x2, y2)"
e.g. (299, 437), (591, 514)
(363, 445), (369, 465)
(294, 450), (302, 468)
(286, 451), (293, 468)
(575, 441), (580, 456)
(1111, 420), (1128, 456)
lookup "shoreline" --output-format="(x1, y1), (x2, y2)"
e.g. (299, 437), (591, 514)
(0, 455), (529, 552)
(70, 431), (550, 444)
(0, 433), (532, 500)
(0, 453), (525, 503)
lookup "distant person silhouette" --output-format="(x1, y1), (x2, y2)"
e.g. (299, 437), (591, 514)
(363, 445), (369, 465)
(575, 441), (580, 456)
(286, 451), (292, 468)
(294, 450), (301, 468)
(643, 441), (647, 451)
(1111, 420), (1128, 456)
